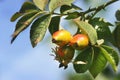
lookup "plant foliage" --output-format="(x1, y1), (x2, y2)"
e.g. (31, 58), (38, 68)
(10, 0), (120, 78)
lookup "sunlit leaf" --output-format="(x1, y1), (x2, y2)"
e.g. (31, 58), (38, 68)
(11, 11), (44, 43)
(33, 0), (48, 10)
(89, 17), (114, 44)
(102, 45), (119, 66)
(49, 0), (74, 12)
(10, 12), (23, 22)
(99, 46), (117, 72)
(49, 16), (60, 35)
(19, 1), (38, 13)
(10, 2), (38, 22)
(73, 20), (98, 45)
(19, 2), (37, 13)
(89, 47), (107, 78)
(73, 47), (93, 73)
(30, 14), (51, 47)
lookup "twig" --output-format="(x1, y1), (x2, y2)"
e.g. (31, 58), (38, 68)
(84, 0), (118, 14)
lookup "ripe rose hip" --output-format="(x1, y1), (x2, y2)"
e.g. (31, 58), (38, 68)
(70, 34), (89, 50)
(52, 29), (72, 46)
(53, 46), (75, 69)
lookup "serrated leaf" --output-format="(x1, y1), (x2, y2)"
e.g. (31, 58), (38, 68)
(49, 0), (74, 12)
(65, 12), (80, 19)
(30, 14), (51, 47)
(48, 16), (60, 35)
(11, 11), (44, 43)
(115, 9), (120, 21)
(102, 45), (119, 66)
(73, 20), (98, 45)
(19, 1), (38, 13)
(10, 12), (23, 22)
(73, 47), (93, 73)
(33, 0), (48, 10)
(99, 46), (117, 72)
(89, 17), (114, 44)
(89, 47), (107, 78)
(113, 22), (120, 49)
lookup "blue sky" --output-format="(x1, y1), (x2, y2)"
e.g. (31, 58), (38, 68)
(0, 0), (69, 80)
(0, 0), (120, 80)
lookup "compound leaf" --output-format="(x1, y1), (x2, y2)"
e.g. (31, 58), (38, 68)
(11, 11), (44, 43)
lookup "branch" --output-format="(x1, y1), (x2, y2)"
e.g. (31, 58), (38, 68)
(84, 0), (118, 14)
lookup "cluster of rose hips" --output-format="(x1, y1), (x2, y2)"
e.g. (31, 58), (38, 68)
(52, 29), (89, 69)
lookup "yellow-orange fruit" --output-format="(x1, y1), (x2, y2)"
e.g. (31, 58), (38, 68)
(70, 34), (89, 50)
(52, 29), (72, 46)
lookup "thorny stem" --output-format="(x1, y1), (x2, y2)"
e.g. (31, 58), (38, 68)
(83, 0), (118, 18)
(52, 0), (118, 19)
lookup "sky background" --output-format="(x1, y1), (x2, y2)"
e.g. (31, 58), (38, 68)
(0, 0), (120, 80)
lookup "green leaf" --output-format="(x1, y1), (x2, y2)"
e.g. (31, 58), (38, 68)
(73, 20), (98, 45)
(33, 0), (48, 10)
(30, 14), (51, 47)
(65, 12), (80, 19)
(10, 12), (23, 22)
(19, 1), (38, 13)
(10, 1), (38, 22)
(11, 11), (44, 43)
(60, 5), (72, 14)
(115, 9), (120, 21)
(113, 22), (120, 50)
(89, 17), (114, 44)
(73, 47), (93, 73)
(102, 45), (119, 66)
(60, 4), (82, 14)
(68, 72), (93, 80)
(89, 47), (107, 78)
(48, 16), (60, 35)
(99, 46), (117, 72)
(49, 0), (74, 12)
